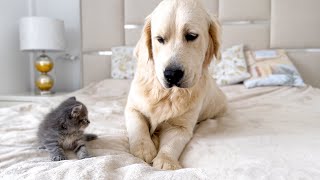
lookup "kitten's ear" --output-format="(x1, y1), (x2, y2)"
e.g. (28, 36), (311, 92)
(59, 118), (67, 129)
(68, 96), (76, 101)
(71, 104), (82, 117)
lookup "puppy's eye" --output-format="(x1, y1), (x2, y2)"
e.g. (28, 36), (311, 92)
(185, 33), (198, 42)
(156, 36), (165, 44)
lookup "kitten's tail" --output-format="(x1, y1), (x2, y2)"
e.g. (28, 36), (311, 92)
(38, 145), (46, 149)
(84, 133), (98, 141)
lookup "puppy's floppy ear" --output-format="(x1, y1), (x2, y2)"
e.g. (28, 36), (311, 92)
(134, 16), (152, 61)
(71, 104), (82, 118)
(204, 16), (221, 67)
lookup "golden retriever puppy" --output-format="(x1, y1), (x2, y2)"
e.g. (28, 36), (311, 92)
(125, 0), (227, 170)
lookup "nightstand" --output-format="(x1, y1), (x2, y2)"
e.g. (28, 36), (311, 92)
(0, 92), (69, 108)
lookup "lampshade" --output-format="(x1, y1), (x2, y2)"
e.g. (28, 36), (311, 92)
(19, 17), (66, 51)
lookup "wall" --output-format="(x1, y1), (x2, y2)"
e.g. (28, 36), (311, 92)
(0, 0), (30, 94)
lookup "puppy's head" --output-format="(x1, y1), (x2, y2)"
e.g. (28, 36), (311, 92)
(135, 0), (220, 89)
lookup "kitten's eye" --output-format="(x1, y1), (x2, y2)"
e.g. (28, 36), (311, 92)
(185, 33), (198, 42)
(80, 118), (88, 123)
(156, 36), (165, 44)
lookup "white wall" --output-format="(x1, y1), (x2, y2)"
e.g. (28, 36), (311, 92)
(0, 0), (30, 94)
(35, 0), (82, 92)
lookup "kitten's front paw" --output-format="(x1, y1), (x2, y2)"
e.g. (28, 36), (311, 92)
(84, 133), (98, 141)
(152, 154), (182, 170)
(51, 155), (67, 161)
(79, 154), (92, 159)
(130, 139), (157, 164)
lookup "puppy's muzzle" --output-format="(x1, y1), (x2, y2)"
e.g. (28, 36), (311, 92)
(164, 67), (184, 88)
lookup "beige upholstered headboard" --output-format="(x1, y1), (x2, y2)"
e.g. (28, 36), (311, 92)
(80, 0), (320, 88)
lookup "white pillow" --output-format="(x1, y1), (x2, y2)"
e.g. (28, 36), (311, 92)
(243, 49), (305, 88)
(111, 46), (136, 79)
(210, 44), (251, 86)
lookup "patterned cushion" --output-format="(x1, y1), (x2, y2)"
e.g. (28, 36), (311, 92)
(244, 49), (305, 88)
(111, 46), (136, 79)
(211, 44), (251, 85)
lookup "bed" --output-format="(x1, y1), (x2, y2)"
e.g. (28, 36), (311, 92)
(2, 0), (320, 179)
(1, 80), (320, 179)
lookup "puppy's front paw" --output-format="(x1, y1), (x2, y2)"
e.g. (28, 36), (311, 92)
(130, 139), (157, 164)
(51, 154), (67, 161)
(152, 154), (182, 170)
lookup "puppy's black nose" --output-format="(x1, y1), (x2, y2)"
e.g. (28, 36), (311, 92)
(164, 68), (184, 86)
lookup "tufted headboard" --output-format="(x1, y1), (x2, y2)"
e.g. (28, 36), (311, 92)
(80, 0), (320, 88)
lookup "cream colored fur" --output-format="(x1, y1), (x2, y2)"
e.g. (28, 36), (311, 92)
(125, 0), (227, 170)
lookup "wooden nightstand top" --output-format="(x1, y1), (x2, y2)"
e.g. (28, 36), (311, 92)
(0, 92), (70, 103)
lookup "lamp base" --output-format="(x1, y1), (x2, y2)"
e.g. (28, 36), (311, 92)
(35, 73), (54, 92)
(39, 90), (55, 96)
(34, 52), (55, 95)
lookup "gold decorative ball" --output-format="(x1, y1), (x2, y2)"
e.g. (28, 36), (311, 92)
(35, 54), (54, 73)
(36, 74), (54, 91)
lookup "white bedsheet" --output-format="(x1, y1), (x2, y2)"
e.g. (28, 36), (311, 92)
(1, 79), (320, 180)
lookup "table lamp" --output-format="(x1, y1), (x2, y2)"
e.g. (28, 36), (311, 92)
(19, 16), (66, 95)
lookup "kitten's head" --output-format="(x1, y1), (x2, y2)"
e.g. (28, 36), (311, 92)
(60, 97), (90, 131)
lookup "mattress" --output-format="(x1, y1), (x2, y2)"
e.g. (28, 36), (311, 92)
(1, 79), (320, 179)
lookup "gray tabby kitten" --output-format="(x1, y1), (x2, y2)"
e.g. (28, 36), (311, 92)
(37, 96), (97, 161)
